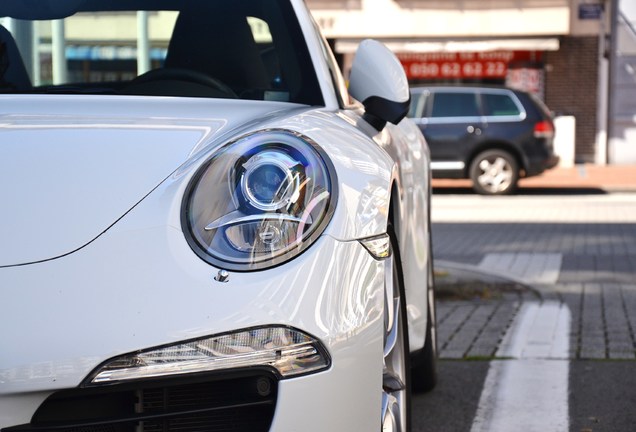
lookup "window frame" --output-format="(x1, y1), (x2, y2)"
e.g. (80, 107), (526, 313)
(421, 87), (527, 124)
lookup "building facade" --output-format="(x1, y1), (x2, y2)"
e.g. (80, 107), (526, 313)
(609, 0), (636, 163)
(308, 0), (619, 165)
(3, 0), (633, 164)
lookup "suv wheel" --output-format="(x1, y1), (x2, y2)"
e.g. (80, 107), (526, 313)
(469, 149), (519, 195)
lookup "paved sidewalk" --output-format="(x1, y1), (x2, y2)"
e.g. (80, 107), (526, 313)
(430, 174), (636, 362)
(434, 262), (537, 360)
(432, 163), (636, 192)
(434, 262), (636, 361)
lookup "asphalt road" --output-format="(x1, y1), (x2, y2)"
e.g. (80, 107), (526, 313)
(413, 188), (636, 432)
(412, 361), (489, 432)
(413, 361), (636, 432)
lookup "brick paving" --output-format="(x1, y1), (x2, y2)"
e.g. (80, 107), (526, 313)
(434, 263), (538, 360)
(431, 170), (636, 360)
(435, 270), (636, 361)
(559, 282), (636, 360)
(437, 299), (521, 359)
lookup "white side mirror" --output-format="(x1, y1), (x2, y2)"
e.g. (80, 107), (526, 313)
(348, 39), (410, 130)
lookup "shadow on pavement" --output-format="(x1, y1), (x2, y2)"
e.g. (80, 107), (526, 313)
(434, 261), (540, 301)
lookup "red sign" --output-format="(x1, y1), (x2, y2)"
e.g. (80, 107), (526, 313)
(506, 67), (545, 99)
(397, 51), (542, 80)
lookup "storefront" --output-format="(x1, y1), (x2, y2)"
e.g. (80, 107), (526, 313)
(309, 0), (609, 163)
(397, 49), (547, 98)
(333, 37), (559, 100)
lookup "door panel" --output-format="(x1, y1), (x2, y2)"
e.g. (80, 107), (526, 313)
(420, 91), (484, 166)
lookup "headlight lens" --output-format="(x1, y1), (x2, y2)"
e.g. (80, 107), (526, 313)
(182, 130), (336, 271)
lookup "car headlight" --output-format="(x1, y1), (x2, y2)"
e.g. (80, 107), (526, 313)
(87, 326), (331, 385)
(182, 130), (336, 271)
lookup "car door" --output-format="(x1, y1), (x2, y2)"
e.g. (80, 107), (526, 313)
(416, 89), (485, 174)
(479, 88), (528, 152)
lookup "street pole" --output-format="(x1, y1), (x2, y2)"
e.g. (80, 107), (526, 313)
(606, 0), (619, 164)
(597, 1), (610, 165)
(31, 22), (40, 86)
(137, 11), (151, 75)
(52, 19), (67, 85)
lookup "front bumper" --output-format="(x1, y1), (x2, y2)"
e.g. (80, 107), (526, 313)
(0, 222), (385, 431)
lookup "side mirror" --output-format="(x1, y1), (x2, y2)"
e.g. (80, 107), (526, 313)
(348, 39), (410, 131)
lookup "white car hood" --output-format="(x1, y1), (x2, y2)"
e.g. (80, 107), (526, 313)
(0, 95), (300, 267)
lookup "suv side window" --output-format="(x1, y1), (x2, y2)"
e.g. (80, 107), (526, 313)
(429, 92), (479, 118)
(409, 90), (428, 118)
(482, 93), (521, 116)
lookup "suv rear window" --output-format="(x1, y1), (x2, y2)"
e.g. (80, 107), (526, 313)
(482, 93), (521, 116)
(430, 92), (479, 118)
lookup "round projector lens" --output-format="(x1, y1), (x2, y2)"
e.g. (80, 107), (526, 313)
(248, 164), (286, 203)
(241, 151), (296, 211)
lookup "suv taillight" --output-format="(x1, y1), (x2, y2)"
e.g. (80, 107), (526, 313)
(534, 120), (554, 139)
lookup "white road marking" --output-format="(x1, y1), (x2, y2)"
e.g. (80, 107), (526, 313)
(497, 302), (570, 359)
(478, 252), (562, 284)
(470, 301), (571, 432)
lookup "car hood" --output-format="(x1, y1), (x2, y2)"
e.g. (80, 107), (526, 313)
(0, 95), (302, 267)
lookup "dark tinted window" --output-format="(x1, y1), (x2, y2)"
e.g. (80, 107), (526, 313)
(482, 93), (521, 116)
(430, 92), (479, 118)
(0, 0), (324, 105)
(408, 91), (427, 118)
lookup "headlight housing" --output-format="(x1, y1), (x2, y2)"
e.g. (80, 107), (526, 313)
(87, 326), (330, 385)
(182, 130), (336, 271)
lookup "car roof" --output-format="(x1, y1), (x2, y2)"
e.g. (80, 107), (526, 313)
(410, 84), (527, 95)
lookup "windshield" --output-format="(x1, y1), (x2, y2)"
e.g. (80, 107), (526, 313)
(0, 0), (324, 105)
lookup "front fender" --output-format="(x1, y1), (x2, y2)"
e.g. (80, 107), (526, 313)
(272, 110), (395, 242)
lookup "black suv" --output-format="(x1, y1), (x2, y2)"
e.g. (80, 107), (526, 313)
(409, 85), (559, 195)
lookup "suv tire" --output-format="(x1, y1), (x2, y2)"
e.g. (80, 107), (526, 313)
(469, 149), (519, 195)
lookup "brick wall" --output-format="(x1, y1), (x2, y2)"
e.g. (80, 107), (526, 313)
(544, 36), (599, 163)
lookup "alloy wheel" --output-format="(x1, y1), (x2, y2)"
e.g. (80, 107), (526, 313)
(469, 149), (520, 195)
(476, 156), (513, 193)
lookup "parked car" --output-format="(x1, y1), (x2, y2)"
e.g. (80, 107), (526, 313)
(409, 85), (560, 195)
(0, 1), (436, 431)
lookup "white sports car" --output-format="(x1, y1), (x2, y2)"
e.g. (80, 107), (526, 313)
(0, 1), (436, 431)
